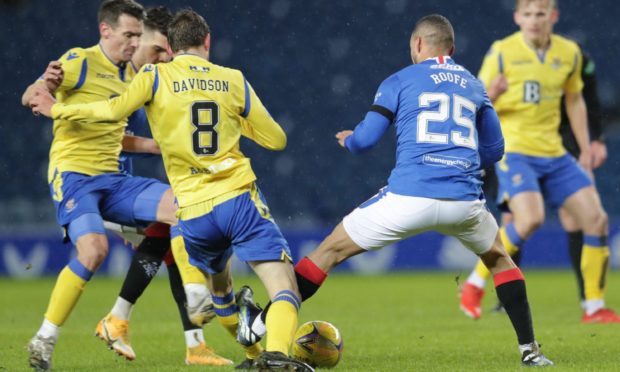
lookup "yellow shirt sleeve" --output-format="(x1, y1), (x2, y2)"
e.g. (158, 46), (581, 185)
(40, 48), (88, 92)
(478, 41), (502, 89)
(239, 80), (286, 150)
(564, 45), (584, 94)
(51, 64), (157, 123)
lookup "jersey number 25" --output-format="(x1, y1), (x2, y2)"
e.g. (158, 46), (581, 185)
(417, 93), (476, 149)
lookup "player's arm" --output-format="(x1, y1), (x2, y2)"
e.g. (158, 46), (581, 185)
(564, 47), (591, 171)
(477, 94), (504, 168)
(122, 135), (160, 155)
(40, 65), (156, 123)
(339, 74), (399, 153)
(239, 79), (286, 150)
(580, 51), (607, 168)
(22, 49), (87, 107)
(478, 42), (507, 103)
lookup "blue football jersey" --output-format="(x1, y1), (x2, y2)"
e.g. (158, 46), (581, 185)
(347, 56), (503, 201)
(118, 107), (153, 175)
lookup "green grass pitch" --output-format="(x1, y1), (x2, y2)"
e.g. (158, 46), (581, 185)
(1, 271), (619, 371)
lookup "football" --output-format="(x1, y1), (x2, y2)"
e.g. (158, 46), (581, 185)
(291, 320), (343, 368)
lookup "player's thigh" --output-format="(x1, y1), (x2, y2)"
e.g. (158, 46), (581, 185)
(541, 154), (592, 209)
(562, 185), (607, 232)
(178, 212), (232, 276)
(250, 260), (299, 299)
(494, 153), (541, 209)
(438, 200), (498, 255)
(102, 176), (170, 227)
(342, 190), (437, 250)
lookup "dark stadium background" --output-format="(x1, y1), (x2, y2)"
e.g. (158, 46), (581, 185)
(0, 0), (619, 275)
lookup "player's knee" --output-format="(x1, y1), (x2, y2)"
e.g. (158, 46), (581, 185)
(517, 215), (543, 236)
(588, 208), (608, 233)
(77, 241), (109, 270)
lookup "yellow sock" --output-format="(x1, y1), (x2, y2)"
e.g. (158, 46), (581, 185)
(170, 235), (206, 285)
(581, 245), (609, 300)
(45, 260), (92, 326)
(266, 291), (300, 355)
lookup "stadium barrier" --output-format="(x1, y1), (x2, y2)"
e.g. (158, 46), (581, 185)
(2, 225), (620, 278)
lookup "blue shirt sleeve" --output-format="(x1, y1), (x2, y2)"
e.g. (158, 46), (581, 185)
(369, 74), (400, 121)
(344, 111), (391, 154)
(476, 94), (504, 168)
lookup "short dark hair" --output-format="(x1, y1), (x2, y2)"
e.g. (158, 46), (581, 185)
(515, 0), (557, 10)
(98, 0), (145, 26)
(412, 14), (455, 52)
(168, 9), (210, 53)
(144, 6), (173, 36)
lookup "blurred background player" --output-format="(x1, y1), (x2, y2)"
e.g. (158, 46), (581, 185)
(31, 8), (314, 372)
(20, 1), (184, 370)
(94, 6), (230, 366)
(477, 45), (608, 316)
(459, 0), (619, 323)
(238, 14), (553, 367)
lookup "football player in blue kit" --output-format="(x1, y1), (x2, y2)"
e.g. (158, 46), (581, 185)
(238, 14), (553, 367)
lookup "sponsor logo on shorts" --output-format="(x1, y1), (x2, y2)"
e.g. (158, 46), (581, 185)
(65, 198), (77, 212)
(511, 173), (523, 186)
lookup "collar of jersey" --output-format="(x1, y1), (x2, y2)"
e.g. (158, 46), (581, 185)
(174, 52), (208, 62)
(420, 56), (453, 65)
(97, 43), (127, 69)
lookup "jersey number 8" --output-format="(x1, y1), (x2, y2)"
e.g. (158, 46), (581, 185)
(191, 101), (219, 156)
(417, 93), (476, 149)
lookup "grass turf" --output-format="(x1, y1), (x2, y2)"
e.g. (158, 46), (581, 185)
(1, 271), (619, 371)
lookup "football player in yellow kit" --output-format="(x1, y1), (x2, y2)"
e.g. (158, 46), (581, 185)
(459, 0), (619, 324)
(31, 8), (314, 372)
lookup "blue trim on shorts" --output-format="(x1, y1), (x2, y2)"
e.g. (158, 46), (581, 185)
(273, 290), (301, 311)
(67, 213), (105, 243)
(505, 223), (524, 247)
(68, 258), (93, 281)
(359, 187), (388, 209)
(584, 235), (607, 247)
(133, 182), (169, 223)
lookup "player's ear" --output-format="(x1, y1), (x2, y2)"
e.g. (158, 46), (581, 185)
(99, 22), (112, 39)
(166, 43), (173, 57)
(448, 45), (455, 56)
(550, 8), (559, 24)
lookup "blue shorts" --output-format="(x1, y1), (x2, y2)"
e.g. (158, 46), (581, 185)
(178, 186), (291, 274)
(49, 171), (169, 242)
(495, 153), (592, 210)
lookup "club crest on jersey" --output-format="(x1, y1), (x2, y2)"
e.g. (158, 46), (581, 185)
(65, 198), (77, 212)
(551, 58), (562, 70)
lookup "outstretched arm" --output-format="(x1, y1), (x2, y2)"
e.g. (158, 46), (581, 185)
(239, 80), (286, 150)
(337, 112), (390, 153)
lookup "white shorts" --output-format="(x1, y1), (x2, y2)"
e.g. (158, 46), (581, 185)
(342, 190), (498, 255)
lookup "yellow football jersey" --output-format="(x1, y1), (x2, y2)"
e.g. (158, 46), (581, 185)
(51, 54), (286, 209)
(44, 45), (136, 182)
(478, 32), (583, 157)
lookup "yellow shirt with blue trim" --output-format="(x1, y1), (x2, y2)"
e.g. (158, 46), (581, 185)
(44, 45), (136, 182)
(478, 32), (583, 157)
(50, 54), (286, 211)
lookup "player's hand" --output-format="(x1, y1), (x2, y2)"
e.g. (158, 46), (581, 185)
(590, 140), (607, 169)
(30, 86), (56, 118)
(43, 61), (64, 92)
(335, 130), (353, 148)
(488, 75), (508, 101)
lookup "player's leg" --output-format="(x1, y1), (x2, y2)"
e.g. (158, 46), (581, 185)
(562, 186), (619, 322)
(95, 223), (170, 360)
(543, 154), (618, 322)
(169, 229), (214, 326)
(451, 201), (552, 366)
(161, 250), (224, 366)
(558, 207), (586, 307)
(461, 155), (544, 319)
(29, 172), (108, 371)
